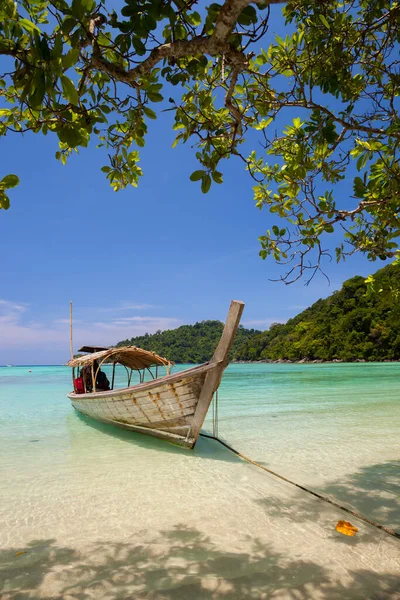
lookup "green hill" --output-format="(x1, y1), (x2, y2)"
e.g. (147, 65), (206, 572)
(116, 320), (261, 363)
(116, 264), (400, 363)
(235, 263), (400, 362)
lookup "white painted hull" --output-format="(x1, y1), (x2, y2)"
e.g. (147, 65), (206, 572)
(67, 300), (245, 448)
(68, 363), (213, 448)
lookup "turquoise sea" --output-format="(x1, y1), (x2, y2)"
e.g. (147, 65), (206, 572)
(1, 363), (399, 599)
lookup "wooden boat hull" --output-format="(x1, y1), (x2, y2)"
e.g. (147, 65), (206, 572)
(68, 363), (213, 448)
(67, 300), (244, 448)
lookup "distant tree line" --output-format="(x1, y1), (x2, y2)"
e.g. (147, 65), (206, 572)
(116, 264), (400, 363)
(116, 321), (261, 364)
(236, 263), (400, 362)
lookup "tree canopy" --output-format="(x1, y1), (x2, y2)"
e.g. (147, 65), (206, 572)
(116, 320), (261, 363)
(235, 262), (400, 361)
(114, 263), (400, 363)
(118, 263), (400, 363)
(1, 0), (399, 281)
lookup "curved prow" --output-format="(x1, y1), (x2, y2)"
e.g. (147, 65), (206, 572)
(212, 300), (245, 365)
(189, 300), (245, 447)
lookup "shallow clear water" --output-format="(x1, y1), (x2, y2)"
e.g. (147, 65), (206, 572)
(1, 363), (399, 599)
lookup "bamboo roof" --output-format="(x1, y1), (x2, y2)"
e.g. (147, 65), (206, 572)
(78, 345), (110, 353)
(67, 346), (173, 370)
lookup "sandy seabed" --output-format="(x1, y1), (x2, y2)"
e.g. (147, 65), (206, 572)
(1, 363), (400, 599)
(1, 434), (399, 600)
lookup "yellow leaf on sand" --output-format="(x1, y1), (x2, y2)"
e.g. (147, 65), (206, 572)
(336, 520), (358, 536)
(15, 551), (26, 557)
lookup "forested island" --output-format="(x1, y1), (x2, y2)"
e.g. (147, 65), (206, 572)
(117, 263), (400, 363)
(116, 320), (261, 364)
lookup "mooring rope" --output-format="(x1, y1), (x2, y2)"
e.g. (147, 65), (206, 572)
(199, 431), (400, 541)
(212, 390), (219, 439)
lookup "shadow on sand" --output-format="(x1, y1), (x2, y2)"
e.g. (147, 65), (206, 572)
(1, 526), (399, 599)
(257, 460), (400, 543)
(72, 413), (400, 538)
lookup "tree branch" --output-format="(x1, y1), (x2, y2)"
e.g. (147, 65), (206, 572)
(91, 0), (284, 84)
(225, 67), (242, 135)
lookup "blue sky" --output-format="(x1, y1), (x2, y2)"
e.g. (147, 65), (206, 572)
(0, 7), (381, 364)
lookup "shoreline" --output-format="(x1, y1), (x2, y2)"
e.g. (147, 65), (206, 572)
(231, 358), (400, 364)
(2, 359), (400, 368)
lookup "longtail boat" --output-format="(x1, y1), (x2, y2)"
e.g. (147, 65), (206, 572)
(67, 300), (244, 448)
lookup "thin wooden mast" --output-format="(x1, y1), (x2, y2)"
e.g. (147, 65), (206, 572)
(189, 300), (244, 446)
(69, 301), (73, 360)
(70, 301), (74, 385)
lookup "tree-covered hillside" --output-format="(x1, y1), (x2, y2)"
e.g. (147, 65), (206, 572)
(116, 264), (400, 363)
(116, 321), (260, 364)
(236, 263), (400, 362)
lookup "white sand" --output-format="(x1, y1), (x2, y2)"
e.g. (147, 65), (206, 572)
(1, 435), (399, 599)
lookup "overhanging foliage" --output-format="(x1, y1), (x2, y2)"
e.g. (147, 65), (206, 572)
(0, 0), (399, 281)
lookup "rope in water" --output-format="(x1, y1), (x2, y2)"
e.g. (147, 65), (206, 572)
(200, 425), (400, 541)
(212, 390), (219, 439)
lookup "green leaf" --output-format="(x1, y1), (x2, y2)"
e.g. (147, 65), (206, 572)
(238, 5), (257, 26)
(61, 17), (77, 35)
(62, 48), (80, 69)
(201, 174), (211, 194)
(143, 107), (157, 120)
(53, 33), (63, 59)
(172, 134), (182, 148)
(121, 5), (137, 17)
(57, 125), (82, 147)
(71, 0), (93, 19)
(255, 117), (273, 130)
(174, 24), (187, 40)
(324, 224), (334, 233)
(190, 170), (205, 182)
(20, 18), (41, 34)
(29, 71), (46, 107)
(319, 14), (330, 29)
(143, 15), (157, 31)
(132, 37), (147, 55)
(0, 192), (10, 210)
(353, 176), (366, 198)
(52, 0), (69, 9)
(61, 75), (79, 105)
(71, 0), (83, 18)
(256, 54), (268, 66)
(188, 11), (201, 26)
(1, 174), (19, 189)
(357, 153), (370, 171)
(212, 171), (223, 184)
(147, 92), (163, 103)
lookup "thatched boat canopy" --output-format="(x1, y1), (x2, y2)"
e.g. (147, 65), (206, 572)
(78, 345), (110, 353)
(67, 346), (173, 371)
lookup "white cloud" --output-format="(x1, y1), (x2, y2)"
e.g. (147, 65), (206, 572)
(53, 318), (83, 325)
(109, 316), (179, 324)
(242, 318), (284, 328)
(97, 303), (155, 312)
(0, 299), (28, 314)
(0, 299), (181, 359)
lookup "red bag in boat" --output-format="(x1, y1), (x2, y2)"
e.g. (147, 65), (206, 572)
(74, 377), (85, 394)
